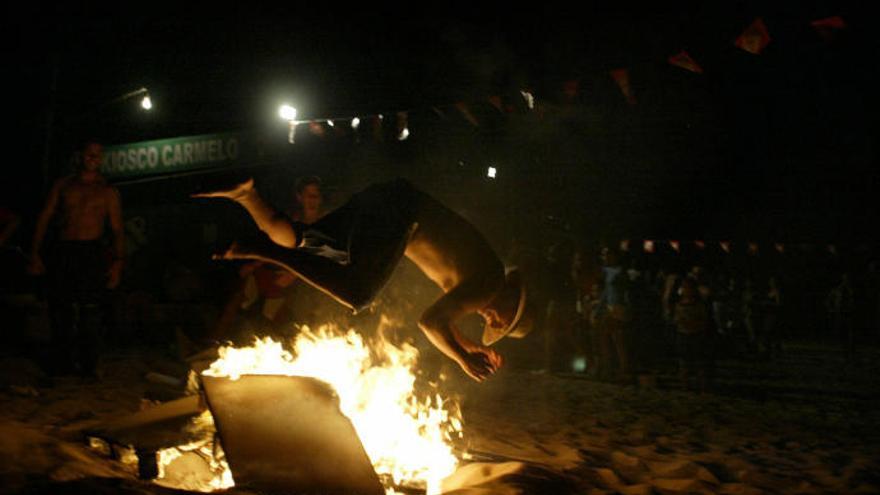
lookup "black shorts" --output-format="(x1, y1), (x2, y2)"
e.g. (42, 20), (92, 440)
(48, 240), (107, 305)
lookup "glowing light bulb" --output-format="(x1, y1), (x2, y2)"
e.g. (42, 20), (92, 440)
(279, 104), (297, 121)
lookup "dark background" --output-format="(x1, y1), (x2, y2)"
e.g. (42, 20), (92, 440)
(4, 2), (877, 249)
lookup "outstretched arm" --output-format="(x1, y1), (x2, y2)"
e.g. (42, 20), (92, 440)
(106, 187), (125, 289)
(29, 178), (65, 274)
(0, 209), (19, 246)
(418, 283), (504, 382)
(192, 178), (299, 248)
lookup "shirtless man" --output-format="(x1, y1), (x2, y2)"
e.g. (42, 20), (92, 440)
(195, 178), (528, 381)
(30, 141), (124, 376)
(208, 176), (324, 342)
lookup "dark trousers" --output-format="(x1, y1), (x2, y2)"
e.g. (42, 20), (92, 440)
(47, 241), (107, 375)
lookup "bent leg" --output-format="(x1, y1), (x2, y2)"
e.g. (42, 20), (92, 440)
(193, 179), (299, 248)
(220, 180), (422, 313)
(220, 221), (415, 314)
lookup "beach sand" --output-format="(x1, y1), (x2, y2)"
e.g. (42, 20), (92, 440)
(1, 341), (878, 494)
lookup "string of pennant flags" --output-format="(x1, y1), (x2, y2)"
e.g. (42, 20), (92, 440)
(283, 15), (847, 143)
(618, 238), (869, 256)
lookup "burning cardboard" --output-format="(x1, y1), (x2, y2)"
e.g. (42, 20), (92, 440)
(201, 374), (384, 495)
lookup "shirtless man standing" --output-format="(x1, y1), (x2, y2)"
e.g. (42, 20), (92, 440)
(195, 178), (528, 381)
(30, 141), (124, 377)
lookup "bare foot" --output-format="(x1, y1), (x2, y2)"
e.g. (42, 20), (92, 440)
(192, 178), (255, 201)
(212, 241), (249, 261)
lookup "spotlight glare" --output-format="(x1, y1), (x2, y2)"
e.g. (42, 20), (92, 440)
(398, 127), (410, 141)
(140, 95), (152, 110)
(326, 120), (335, 127)
(351, 117), (361, 129)
(278, 104), (298, 121)
(487, 166), (497, 179)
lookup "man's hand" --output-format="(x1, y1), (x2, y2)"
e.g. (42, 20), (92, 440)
(107, 260), (123, 289)
(27, 254), (45, 276)
(458, 347), (503, 382)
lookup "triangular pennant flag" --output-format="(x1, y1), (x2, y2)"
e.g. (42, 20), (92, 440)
(519, 90), (535, 110)
(669, 240), (680, 252)
(720, 241), (731, 253)
(810, 16), (846, 42)
(619, 239), (630, 252)
(372, 115), (384, 142)
(643, 240), (655, 253)
(610, 68), (636, 105)
(562, 80), (580, 100)
(454, 102), (479, 126)
(668, 50), (704, 74)
(308, 121), (326, 138)
(396, 111), (409, 141)
(694, 240), (706, 250)
(735, 17), (771, 55)
(487, 95), (504, 113)
(774, 242), (785, 254)
(748, 242), (759, 255)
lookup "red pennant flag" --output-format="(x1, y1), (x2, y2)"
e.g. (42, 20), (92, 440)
(487, 95), (504, 113)
(454, 102), (479, 126)
(811, 16), (846, 42)
(748, 242), (759, 255)
(720, 241), (731, 253)
(308, 121), (325, 138)
(372, 115), (384, 142)
(610, 69), (636, 105)
(694, 240), (706, 250)
(643, 240), (655, 254)
(669, 240), (680, 252)
(774, 242), (785, 254)
(396, 111), (409, 140)
(562, 80), (580, 100)
(668, 50), (704, 74)
(735, 17), (771, 55)
(619, 239), (630, 252)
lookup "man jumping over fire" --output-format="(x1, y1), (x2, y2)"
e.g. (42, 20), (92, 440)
(194, 178), (529, 382)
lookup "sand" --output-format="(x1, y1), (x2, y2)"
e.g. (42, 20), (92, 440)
(1, 341), (878, 494)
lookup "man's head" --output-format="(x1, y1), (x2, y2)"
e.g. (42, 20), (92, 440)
(81, 141), (104, 173)
(601, 246), (621, 267)
(295, 175), (323, 220)
(480, 269), (532, 345)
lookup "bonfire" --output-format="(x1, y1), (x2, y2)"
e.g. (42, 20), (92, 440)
(154, 322), (463, 495)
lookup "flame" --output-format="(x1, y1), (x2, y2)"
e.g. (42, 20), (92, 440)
(155, 410), (234, 491)
(157, 323), (462, 495)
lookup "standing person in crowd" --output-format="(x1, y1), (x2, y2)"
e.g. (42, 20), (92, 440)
(741, 276), (761, 356)
(572, 247), (600, 374)
(28, 141), (124, 378)
(711, 274), (742, 357)
(825, 271), (855, 360)
(761, 275), (783, 359)
(673, 277), (715, 393)
(207, 176), (324, 343)
(541, 239), (578, 372)
(594, 247), (632, 383)
(0, 206), (25, 292)
(0, 206), (20, 248)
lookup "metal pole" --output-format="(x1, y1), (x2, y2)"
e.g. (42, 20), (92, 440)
(40, 56), (59, 193)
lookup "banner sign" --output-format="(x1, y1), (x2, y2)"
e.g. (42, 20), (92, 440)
(97, 132), (266, 179)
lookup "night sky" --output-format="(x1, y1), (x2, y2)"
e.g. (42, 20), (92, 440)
(5, 2), (877, 245)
